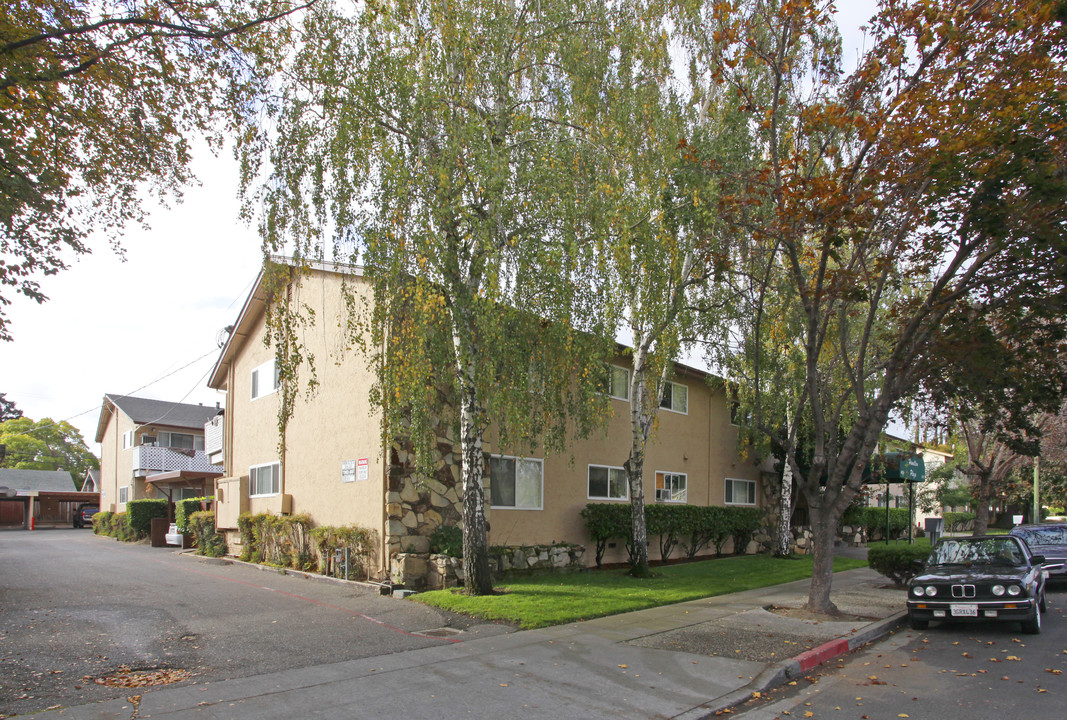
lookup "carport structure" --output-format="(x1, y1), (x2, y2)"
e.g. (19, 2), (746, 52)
(146, 467), (224, 520)
(0, 469), (100, 529)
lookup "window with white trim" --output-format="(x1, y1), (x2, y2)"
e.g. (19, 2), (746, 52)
(660, 381), (688, 414)
(251, 359), (281, 400)
(249, 462), (281, 497)
(588, 464), (628, 500)
(158, 431), (204, 451)
(489, 455), (543, 510)
(602, 364), (630, 401)
(122, 430), (134, 449)
(725, 477), (757, 505)
(118, 486), (129, 504)
(655, 471), (687, 503)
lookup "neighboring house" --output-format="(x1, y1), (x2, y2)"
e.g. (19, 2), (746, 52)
(94, 394), (224, 514)
(867, 433), (953, 527)
(207, 260), (764, 584)
(82, 469), (100, 493)
(0, 468), (98, 528)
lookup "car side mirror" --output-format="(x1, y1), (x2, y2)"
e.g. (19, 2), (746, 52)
(1030, 555), (1045, 565)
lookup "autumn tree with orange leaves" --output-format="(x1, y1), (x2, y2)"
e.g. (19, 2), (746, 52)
(681, 0), (1067, 614)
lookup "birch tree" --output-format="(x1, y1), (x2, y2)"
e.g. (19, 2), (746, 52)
(245, 1), (626, 594)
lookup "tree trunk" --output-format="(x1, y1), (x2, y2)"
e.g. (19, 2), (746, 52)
(775, 459), (794, 557)
(625, 455), (650, 576)
(458, 378), (494, 595)
(804, 495), (841, 615)
(971, 472), (992, 536)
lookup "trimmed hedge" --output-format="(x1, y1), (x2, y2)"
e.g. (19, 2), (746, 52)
(310, 524), (378, 579)
(237, 512), (317, 571)
(175, 496), (212, 533)
(581, 503), (765, 568)
(188, 510), (227, 557)
(842, 506), (911, 535)
(93, 511), (137, 542)
(126, 499), (168, 537)
(868, 544), (930, 586)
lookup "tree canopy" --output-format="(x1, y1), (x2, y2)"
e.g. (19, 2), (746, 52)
(0, 0), (305, 340)
(0, 415), (98, 483)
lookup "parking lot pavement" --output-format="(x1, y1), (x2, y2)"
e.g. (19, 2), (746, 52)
(0, 529), (512, 717)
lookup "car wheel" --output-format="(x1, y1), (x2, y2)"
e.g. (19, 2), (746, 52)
(909, 614), (929, 631)
(1021, 606), (1042, 635)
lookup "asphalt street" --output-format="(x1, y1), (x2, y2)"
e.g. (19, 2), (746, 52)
(0, 528), (512, 716)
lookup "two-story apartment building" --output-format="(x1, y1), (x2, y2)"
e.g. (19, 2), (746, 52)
(95, 394), (224, 512)
(207, 260), (765, 582)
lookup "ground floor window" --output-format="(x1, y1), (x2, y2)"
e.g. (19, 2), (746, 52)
(118, 486), (129, 504)
(725, 477), (757, 505)
(489, 455), (543, 510)
(250, 462), (281, 497)
(655, 471), (687, 503)
(588, 464), (628, 500)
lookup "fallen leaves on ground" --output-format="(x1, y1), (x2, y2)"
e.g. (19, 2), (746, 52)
(94, 666), (192, 688)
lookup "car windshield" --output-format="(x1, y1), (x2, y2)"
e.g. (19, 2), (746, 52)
(1013, 526), (1067, 547)
(928, 537), (1025, 566)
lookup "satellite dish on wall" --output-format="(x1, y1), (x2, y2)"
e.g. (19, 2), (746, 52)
(216, 325), (234, 348)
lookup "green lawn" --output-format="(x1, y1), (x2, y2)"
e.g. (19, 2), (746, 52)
(412, 554), (868, 629)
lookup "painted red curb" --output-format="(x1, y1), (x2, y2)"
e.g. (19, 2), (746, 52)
(794, 638), (850, 671)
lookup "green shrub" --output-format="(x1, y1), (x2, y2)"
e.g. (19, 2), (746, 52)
(175, 496), (212, 533)
(867, 544), (930, 586)
(428, 524), (463, 558)
(942, 511), (975, 532)
(126, 499), (168, 537)
(187, 511), (227, 557)
(109, 512), (137, 542)
(579, 503), (629, 568)
(842, 506), (911, 537)
(92, 510), (113, 535)
(236, 512), (316, 570)
(730, 507), (764, 554)
(311, 524), (378, 579)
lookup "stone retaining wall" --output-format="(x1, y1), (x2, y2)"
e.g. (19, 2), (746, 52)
(391, 543), (586, 590)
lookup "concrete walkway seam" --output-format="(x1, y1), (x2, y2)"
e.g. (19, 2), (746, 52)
(672, 611), (907, 720)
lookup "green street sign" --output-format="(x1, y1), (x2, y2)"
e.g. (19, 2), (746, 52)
(863, 452), (926, 484)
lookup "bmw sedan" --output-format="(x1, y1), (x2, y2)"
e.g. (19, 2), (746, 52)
(906, 535), (1050, 634)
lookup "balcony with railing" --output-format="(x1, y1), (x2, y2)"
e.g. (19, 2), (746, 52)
(204, 415), (224, 464)
(132, 445), (221, 478)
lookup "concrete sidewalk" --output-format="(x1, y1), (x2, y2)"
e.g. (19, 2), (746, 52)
(51, 566), (906, 720)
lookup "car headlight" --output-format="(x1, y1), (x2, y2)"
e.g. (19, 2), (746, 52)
(925, 586), (938, 596)
(1007, 585), (1022, 596)
(912, 585), (925, 596)
(992, 584), (1006, 596)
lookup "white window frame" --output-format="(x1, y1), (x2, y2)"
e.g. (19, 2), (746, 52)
(122, 430), (134, 449)
(587, 464), (629, 501)
(117, 485), (129, 504)
(603, 364), (630, 401)
(488, 455), (543, 510)
(659, 381), (688, 414)
(654, 471), (687, 503)
(725, 477), (757, 506)
(249, 462), (281, 497)
(251, 359), (281, 401)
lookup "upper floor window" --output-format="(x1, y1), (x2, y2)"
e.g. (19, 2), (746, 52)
(602, 364), (630, 401)
(725, 477), (757, 506)
(588, 464), (628, 501)
(489, 455), (543, 510)
(158, 431), (203, 451)
(660, 381), (688, 414)
(122, 430), (134, 449)
(250, 462), (281, 497)
(251, 359), (281, 400)
(655, 471), (687, 503)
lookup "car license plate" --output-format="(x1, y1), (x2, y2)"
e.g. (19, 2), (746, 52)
(951, 604), (978, 617)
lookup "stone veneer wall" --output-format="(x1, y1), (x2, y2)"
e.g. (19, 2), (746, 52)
(385, 436), (465, 559)
(392, 543), (587, 590)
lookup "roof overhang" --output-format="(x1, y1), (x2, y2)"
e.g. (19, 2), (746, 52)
(146, 469), (225, 487)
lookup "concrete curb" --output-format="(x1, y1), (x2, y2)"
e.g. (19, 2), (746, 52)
(674, 611), (908, 720)
(176, 548), (391, 594)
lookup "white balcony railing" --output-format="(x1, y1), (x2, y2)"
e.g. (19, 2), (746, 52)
(132, 445), (221, 477)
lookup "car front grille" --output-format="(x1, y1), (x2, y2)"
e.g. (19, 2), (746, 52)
(951, 584), (977, 598)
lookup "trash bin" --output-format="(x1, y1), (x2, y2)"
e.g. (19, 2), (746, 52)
(150, 517), (169, 547)
(925, 517), (944, 545)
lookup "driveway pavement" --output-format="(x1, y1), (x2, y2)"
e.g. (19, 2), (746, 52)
(7, 535), (906, 720)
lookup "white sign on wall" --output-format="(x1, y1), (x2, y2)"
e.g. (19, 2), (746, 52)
(357, 457), (369, 481)
(341, 460), (356, 483)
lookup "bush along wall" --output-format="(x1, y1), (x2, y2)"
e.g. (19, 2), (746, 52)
(841, 506), (911, 540)
(237, 512), (379, 577)
(310, 524), (379, 580)
(581, 503), (765, 568)
(187, 511), (227, 557)
(126, 499), (169, 538)
(93, 511), (138, 542)
(175, 496), (213, 533)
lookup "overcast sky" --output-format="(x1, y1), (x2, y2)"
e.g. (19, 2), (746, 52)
(1, 3), (880, 455)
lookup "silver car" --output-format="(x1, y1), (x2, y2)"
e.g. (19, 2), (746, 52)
(1010, 523), (1067, 582)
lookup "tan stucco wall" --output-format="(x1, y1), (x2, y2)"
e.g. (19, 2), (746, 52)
(484, 369), (762, 565)
(97, 408), (136, 513)
(220, 269), (386, 552)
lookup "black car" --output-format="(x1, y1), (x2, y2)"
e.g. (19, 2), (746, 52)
(73, 504), (98, 529)
(1009, 523), (1067, 583)
(906, 535), (1050, 634)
